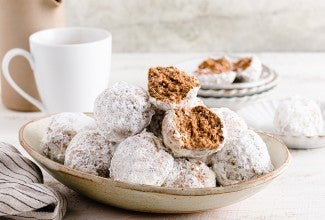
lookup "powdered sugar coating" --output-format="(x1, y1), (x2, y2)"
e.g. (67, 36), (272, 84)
(273, 97), (324, 136)
(163, 159), (216, 188)
(211, 107), (248, 138)
(211, 130), (274, 186)
(94, 81), (155, 142)
(149, 86), (200, 111)
(194, 71), (236, 86)
(64, 130), (116, 177)
(110, 131), (174, 186)
(162, 108), (227, 158)
(236, 56), (262, 82)
(41, 112), (96, 164)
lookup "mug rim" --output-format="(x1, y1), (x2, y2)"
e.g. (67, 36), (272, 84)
(29, 27), (112, 47)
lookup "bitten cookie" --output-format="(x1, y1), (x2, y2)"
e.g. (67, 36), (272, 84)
(211, 129), (274, 186)
(41, 112), (96, 164)
(64, 130), (116, 177)
(162, 106), (226, 158)
(94, 81), (155, 142)
(148, 66), (200, 111)
(110, 131), (174, 186)
(234, 56), (262, 82)
(194, 57), (236, 86)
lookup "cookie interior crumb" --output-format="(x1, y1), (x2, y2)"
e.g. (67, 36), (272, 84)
(174, 106), (224, 150)
(195, 57), (232, 74)
(148, 66), (199, 104)
(233, 57), (252, 71)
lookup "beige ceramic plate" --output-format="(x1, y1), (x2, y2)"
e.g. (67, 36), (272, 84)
(19, 115), (291, 213)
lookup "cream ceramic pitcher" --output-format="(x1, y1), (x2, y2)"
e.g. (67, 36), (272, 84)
(0, 0), (65, 111)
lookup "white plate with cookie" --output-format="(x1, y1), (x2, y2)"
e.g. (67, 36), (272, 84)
(175, 56), (277, 90)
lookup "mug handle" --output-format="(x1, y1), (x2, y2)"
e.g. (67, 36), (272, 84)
(2, 48), (46, 112)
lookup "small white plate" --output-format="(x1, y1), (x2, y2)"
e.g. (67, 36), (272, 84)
(175, 56), (276, 90)
(198, 73), (278, 98)
(237, 100), (325, 149)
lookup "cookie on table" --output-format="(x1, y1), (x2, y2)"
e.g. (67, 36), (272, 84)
(94, 81), (155, 142)
(211, 129), (274, 186)
(110, 131), (174, 186)
(148, 66), (200, 111)
(162, 105), (227, 158)
(273, 97), (323, 136)
(194, 57), (237, 85)
(163, 158), (216, 188)
(233, 56), (262, 82)
(41, 112), (96, 164)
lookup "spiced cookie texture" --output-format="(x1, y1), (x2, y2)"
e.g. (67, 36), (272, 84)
(65, 130), (116, 177)
(211, 130), (274, 186)
(94, 81), (155, 142)
(234, 56), (262, 82)
(148, 66), (200, 111)
(194, 57), (237, 85)
(162, 105), (226, 158)
(110, 131), (174, 186)
(273, 97), (323, 136)
(163, 158), (216, 188)
(41, 112), (96, 164)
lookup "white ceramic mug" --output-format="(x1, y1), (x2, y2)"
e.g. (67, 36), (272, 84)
(2, 27), (111, 113)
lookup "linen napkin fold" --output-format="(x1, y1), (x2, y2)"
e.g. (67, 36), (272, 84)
(0, 142), (67, 220)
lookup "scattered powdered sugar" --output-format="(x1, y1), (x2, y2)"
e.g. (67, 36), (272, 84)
(110, 131), (174, 186)
(94, 81), (155, 142)
(64, 130), (116, 177)
(235, 56), (262, 82)
(211, 129), (274, 186)
(274, 97), (324, 136)
(163, 158), (216, 188)
(41, 112), (96, 164)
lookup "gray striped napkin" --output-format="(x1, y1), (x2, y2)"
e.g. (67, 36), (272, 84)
(0, 142), (67, 220)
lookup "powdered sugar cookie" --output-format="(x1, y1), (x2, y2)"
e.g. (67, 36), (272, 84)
(162, 106), (226, 158)
(211, 129), (273, 186)
(94, 81), (155, 142)
(148, 66), (200, 111)
(41, 112), (96, 164)
(65, 130), (116, 177)
(110, 131), (174, 186)
(234, 56), (262, 82)
(194, 57), (236, 86)
(274, 97), (323, 136)
(163, 158), (216, 188)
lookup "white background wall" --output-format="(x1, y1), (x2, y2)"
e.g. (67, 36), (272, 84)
(66, 0), (325, 52)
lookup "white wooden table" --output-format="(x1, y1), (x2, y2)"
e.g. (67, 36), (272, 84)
(1, 53), (325, 219)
